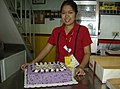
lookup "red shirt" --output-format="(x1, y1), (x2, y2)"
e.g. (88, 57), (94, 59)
(48, 22), (92, 63)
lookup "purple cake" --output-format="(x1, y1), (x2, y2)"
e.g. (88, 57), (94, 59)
(26, 62), (72, 84)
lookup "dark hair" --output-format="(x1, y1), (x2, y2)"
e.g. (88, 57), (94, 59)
(60, 0), (78, 14)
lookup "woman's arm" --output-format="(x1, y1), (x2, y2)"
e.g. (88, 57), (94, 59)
(80, 45), (91, 68)
(75, 45), (91, 75)
(32, 43), (53, 63)
(21, 43), (53, 70)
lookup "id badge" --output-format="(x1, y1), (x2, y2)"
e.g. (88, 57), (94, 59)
(65, 56), (74, 71)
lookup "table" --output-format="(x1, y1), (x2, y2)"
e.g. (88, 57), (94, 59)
(0, 69), (108, 89)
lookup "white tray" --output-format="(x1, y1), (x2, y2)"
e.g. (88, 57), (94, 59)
(24, 70), (78, 88)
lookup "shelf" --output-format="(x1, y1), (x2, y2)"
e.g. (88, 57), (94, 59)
(99, 2), (120, 15)
(100, 10), (120, 15)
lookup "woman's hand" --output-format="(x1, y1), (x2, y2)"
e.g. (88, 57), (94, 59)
(21, 63), (30, 71)
(75, 65), (85, 76)
(74, 65), (86, 80)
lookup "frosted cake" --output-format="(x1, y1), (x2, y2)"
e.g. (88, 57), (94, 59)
(26, 62), (72, 85)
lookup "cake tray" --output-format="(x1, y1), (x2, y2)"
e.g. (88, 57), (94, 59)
(24, 70), (78, 88)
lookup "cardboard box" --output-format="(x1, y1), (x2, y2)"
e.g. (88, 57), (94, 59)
(106, 78), (120, 89)
(89, 56), (120, 83)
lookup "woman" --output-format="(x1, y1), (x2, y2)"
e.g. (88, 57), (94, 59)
(21, 0), (92, 76)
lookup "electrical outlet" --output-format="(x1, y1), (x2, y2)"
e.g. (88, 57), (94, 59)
(112, 32), (119, 36)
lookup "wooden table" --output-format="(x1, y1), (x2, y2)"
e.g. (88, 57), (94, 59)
(0, 69), (108, 89)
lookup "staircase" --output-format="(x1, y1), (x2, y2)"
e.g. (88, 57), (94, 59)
(0, 0), (35, 60)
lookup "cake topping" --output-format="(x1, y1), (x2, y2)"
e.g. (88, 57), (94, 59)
(33, 62), (67, 73)
(45, 69), (49, 72)
(34, 69), (39, 73)
(40, 69), (44, 72)
(56, 68), (59, 72)
(60, 68), (64, 71)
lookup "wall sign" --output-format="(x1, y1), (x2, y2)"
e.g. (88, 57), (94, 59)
(99, 2), (120, 15)
(34, 10), (45, 24)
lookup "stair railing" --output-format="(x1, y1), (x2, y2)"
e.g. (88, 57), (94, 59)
(5, 0), (36, 59)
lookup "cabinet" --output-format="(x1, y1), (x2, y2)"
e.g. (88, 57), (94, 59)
(0, 50), (26, 82)
(75, 1), (99, 53)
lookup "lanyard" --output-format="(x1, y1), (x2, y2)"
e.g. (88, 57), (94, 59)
(56, 25), (80, 60)
(56, 32), (60, 61)
(73, 25), (80, 56)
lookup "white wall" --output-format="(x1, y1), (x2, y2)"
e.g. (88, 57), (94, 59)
(98, 0), (120, 39)
(99, 15), (120, 39)
(32, 0), (120, 39)
(31, 0), (64, 34)
(0, 0), (24, 44)
(32, 0), (64, 10)
(31, 18), (61, 34)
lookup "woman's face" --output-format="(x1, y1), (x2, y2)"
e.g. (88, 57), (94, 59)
(61, 5), (76, 26)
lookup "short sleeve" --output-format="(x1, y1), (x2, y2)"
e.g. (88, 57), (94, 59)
(48, 28), (60, 46)
(82, 27), (93, 47)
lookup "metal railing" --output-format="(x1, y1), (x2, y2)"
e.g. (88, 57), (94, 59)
(5, 0), (35, 59)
